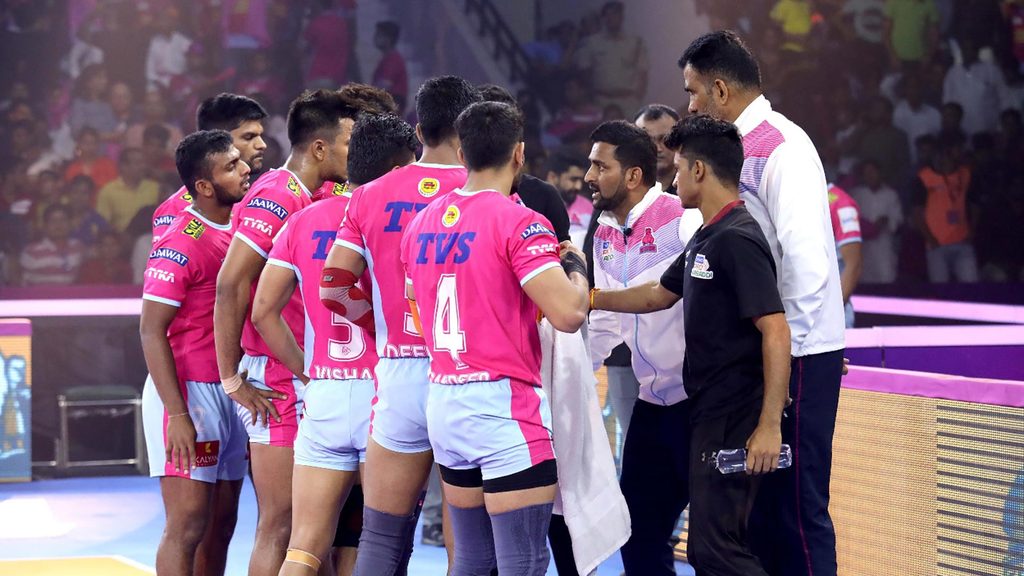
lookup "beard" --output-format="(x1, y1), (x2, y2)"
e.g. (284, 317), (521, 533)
(213, 180), (246, 206)
(591, 179), (629, 212)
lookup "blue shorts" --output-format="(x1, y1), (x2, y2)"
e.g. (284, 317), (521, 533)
(236, 354), (304, 447)
(143, 376), (248, 483)
(426, 379), (555, 481)
(294, 378), (376, 472)
(369, 357), (432, 453)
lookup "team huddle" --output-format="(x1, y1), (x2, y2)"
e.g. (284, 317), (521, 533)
(141, 31), (846, 576)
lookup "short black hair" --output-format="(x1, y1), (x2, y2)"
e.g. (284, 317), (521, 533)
(69, 174), (96, 193)
(455, 101), (523, 172)
(634, 103), (681, 124)
(118, 146), (143, 165)
(286, 89), (362, 148)
(376, 21), (400, 43)
(347, 113), (418, 186)
(196, 93), (268, 131)
(416, 76), (482, 147)
(142, 123), (171, 145)
(544, 152), (586, 176)
(43, 203), (71, 222)
(477, 84), (517, 108)
(75, 126), (99, 141)
(175, 130), (234, 195)
(664, 115), (744, 187)
(589, 121), (658, 188)
(338, 83), (398, 114)
(678, 30), (761, 90)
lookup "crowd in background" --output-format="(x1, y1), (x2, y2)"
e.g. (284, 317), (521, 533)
(1, 0), (1022, 287)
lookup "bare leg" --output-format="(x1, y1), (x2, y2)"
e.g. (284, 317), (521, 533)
(249, 443), (295, 576)
(279, 465), (358, 576)
(158, 477), (215, 576)
(194, 479), (243, 576)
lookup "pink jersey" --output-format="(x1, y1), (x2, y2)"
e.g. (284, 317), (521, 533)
(828, 184), (862, 248)
(151, 186), (193, 243)
(400, 189), (561, 386)
(233, 168), (313, 357)
(313, 180), (350, 202)
(335, 162), (467, 359)
(267, 194), (377, 381)
(143, 207), (233, 383)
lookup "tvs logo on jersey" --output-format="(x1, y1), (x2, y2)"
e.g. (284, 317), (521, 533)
(418, 178), (440, 197)
(441, 205), (461, 227)
(520, 222), (553, 240)
(639, 227), (657, 254)
(287, 176), (302, 197)
(183, 219), (205, 240)
(153, 215), (176, 227)
(149, 248), (190, 267)
(247, 197), (289, 220)
(194, 440), (220, 467)
(691, 253), (713, 280)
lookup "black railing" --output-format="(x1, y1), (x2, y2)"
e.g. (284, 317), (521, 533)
(464, 0), (533, 87)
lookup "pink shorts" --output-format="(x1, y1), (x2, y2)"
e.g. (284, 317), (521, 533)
(236, 354), (304, 447)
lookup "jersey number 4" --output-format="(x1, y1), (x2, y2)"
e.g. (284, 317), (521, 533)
(433, 275), (467, 368)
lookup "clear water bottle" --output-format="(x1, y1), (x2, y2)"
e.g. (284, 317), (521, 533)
(713, 444), (792, 474)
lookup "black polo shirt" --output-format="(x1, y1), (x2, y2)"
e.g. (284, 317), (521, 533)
(660, 201), (784, 422)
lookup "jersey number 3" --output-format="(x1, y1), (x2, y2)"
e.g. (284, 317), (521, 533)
(433, 275), (467, 368)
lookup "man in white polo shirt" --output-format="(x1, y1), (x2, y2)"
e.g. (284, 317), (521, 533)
(679, 30), (846, 576)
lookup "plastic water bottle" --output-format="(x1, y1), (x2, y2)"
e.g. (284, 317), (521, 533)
(713, 444), (792, 474)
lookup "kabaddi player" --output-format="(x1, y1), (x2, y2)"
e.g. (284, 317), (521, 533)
(251, 113), (419, 576)
(400, 101), (590, 575)
(213, 89), (360, 576)
(140, 130), (251, 576)
(152, 94), (268, 242)
(592, 114), (791, 576)
(319, 75), (480, 576)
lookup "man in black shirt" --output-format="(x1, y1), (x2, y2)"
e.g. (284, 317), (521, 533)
(591, 115), (790, 576)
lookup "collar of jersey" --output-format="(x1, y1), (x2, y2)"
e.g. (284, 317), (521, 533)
(276, 167), (312, 197)
(453, 187), (502, 197)
(733, 94), (772, 137)
(596, 181), (664, 231)
(412, 161), (465, 170)
(184, 206), (232, 231)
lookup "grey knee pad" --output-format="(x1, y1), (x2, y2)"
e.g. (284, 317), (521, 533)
(354, 507), (415, 576)
(394, 491), (426, 576)
(490, 503), (554, 576)
(447, 503), (496, 576)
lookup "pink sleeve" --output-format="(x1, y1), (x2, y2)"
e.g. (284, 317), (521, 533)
(142, 242), (195, 307)
(334, 187), (366, 255)
(831, 194), (862, 246)
(233, 191), (297, 259)
(267, 219), (297, 271)
(507, 213), (561, 286)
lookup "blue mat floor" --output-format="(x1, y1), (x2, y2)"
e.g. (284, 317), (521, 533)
(0, 475), (694, 575)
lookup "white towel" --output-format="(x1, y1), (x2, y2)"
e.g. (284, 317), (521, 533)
(540, 320), (631, 576)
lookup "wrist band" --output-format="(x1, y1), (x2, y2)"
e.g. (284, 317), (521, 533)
(589, 288), (599, 310)
(221, 373), (243, 395)
(167, 412), (189, 418)
(561, 251), (587, 278)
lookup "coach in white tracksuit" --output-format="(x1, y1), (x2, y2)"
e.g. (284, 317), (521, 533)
(585, 120), (703, 576)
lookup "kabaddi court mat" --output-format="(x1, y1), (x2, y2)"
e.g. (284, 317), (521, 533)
(0, 475), (695, 575)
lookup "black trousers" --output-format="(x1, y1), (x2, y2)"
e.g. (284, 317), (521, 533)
(548, 513), (578, 575)
(620, 399), (691, 575)
(748, 349), (844, 576)
(687, 402), (767, 576)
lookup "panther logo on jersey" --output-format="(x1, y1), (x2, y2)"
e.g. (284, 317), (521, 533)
(442, 205), (461, 228)
(287, 176), (301, 197)
(332, 182), (348, 196)
(183, 219), (205, 240)
(418, 178), (440, 197)
(181, 191), (193, 202)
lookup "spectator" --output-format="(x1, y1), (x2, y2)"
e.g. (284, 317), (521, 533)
(64, 175), (111, 247)
(64, 127), (119, 190)
(893, 73), (941, 163)
(853, 95), (912, 185)
(914, 132), (938, 169)
(852, 160), (904, 283)
(634, 103), (682, 192)
(95, 148), (159, 233)
(770, 0), (814, 53)
(123, 91), (184, 153)
(305, 0), (352, 89)
(544, 74), (603, 147)
(69, 64), (117, 137)
(943, 38), (1009, 136)
(543, 153), (590, 246)
(573, 1), (649, 119)
(221, 0), (271, 69)
(19, 204), (85, 286)
(108, 82), (136, 139)
(938, 100), (967, 141)
(141, 124), (177, 182)
(1008, 0), (1024, 74)
(883, 0), (940, 67)
(168, 44), (235, 129)
(996, 107), (1024, 162)
(87, 2), (151, 96)
(77, 230), (133, 284)
(145, 6), (192, 90)
(28, 169), (63, 231)
(371, 22), (409, 113)
(236, 52), (285, 114)
(913, 133), (978, 282)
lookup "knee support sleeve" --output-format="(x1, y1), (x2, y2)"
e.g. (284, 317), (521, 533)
(447, 504), (496, 576)
(354, 507), (414, 576)
(490, 503), (554, 576)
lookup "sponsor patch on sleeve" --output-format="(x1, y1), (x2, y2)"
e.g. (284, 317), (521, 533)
(246, 197), (290, 220)
(520, 222), (555, 240)
(149, 247), (190, 266)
